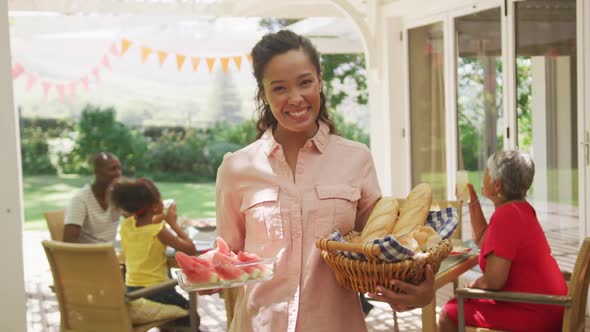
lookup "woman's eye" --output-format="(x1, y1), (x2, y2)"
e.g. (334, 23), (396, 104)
(300, 80), (312, 86)
(273, 86), (285, 92)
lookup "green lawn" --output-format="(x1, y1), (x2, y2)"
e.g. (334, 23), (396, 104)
(22, 175), (216, 231)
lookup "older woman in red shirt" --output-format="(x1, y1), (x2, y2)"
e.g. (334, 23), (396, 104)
(439, 150), (567, 332)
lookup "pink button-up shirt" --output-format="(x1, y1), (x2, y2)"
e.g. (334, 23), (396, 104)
(216, 121), (382, 332)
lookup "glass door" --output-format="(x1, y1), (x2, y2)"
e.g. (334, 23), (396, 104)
(408, 22), (447, 199)
(514, 0), (578, 240)
(455, 7), (504, 194)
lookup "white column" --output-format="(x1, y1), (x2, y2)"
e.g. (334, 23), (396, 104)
(381, 17), (405, 197)
(0, 2), (27, 331)
(531, 56), (549, 203)
(366, 1), (393, 196)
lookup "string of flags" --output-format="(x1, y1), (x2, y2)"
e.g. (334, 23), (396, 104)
(11, 42), (120, 103)
(11, 39), (253, 103)
(119, 38), (252, 73)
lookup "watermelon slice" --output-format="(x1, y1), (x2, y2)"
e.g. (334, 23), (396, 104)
(212, 252), (249, 281)
(215, 264), (250, 282)
(215, 237), (236, 258)
(176, 252), (200, 272)
(237, 251), (266, 278)
(176, 252), (219, 283)
(184, 269), (220, 284)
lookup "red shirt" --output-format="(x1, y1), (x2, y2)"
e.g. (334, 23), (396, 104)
(480, 201), (567, 306)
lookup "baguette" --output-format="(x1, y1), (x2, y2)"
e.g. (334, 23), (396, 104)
(391, 183), (432, 237)
(360, 197), (400, 242)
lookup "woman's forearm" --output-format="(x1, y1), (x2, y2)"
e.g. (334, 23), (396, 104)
(469, 200), (487, 246)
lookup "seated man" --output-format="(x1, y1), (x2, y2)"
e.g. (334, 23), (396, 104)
(63, 152), (122, 243)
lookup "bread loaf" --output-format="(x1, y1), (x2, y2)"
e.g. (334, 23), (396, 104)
(360, 197), (400, 243)
(412, 226), (437, 251)
(398, 233), (420, 253)
(391, 183), (432, 237)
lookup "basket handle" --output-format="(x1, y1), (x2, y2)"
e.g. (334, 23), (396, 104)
(316, 238), (381, 258)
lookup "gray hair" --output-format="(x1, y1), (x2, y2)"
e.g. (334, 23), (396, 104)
(486, 150), (535, 200)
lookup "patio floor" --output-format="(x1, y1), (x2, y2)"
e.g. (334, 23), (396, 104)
(22, 201), (590, 331)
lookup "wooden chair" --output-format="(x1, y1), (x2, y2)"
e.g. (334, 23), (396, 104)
(456, 237), (590, 332)
(42, 240), (194, 332)
(43, 210), (65, 241)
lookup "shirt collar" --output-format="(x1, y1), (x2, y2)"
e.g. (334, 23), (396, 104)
(261, 121), (331, 156)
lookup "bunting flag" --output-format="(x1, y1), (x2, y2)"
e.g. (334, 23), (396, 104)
(206, 57), (216, 72)
(92, 67), (101, 82)
(101, 55), (112, 70)
(80, 76), (90, 90)
(56, 84), (66, 103)
(191, 57), (201, 72)
(12, 63), (24, 79)
(41, 81), (51, 99)
(109, 42), (120, 57)
(220, 57), (230, 73)
(176, 54), (186, 71)
(141, 47), (153, 63)
(232, 56), (242, 71)
(69, 82), (77, 100)
(121, 39), (132, 55)
(117, 39), (251, 74)
(25, 73), (37, 92)
(157, 51), (169, 66)
(12, 43), (118, 103)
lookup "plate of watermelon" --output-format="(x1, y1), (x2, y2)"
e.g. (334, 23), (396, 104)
(174, 237), (277, 291)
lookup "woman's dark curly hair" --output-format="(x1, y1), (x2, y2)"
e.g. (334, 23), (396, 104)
(108, 178), (161, 217)
(250, 29), (337, 139)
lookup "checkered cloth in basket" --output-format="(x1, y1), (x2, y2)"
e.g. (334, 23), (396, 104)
(327, 207), (458, 262)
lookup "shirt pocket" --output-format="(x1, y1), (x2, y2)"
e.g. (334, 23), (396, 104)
(240, 186), (283, 242)
(314, 184), (361, 238)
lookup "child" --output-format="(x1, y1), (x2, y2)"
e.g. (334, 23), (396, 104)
(109, 177), (197, 325)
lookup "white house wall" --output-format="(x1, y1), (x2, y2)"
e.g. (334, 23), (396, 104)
(0, 0), (27, 330)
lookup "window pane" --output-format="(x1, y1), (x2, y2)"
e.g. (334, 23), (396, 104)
(455, 8), (503, 192)
(408, 22), (446, 199)
(515, 0), (578, 238)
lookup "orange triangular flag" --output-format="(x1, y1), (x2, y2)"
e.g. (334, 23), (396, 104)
(121, 39), (132, 55)
(191, 57), (201, 72)
(176, 54), (186, 71)
(157, 51), (168, 66)
(141, 47), (153, 63)
(206, 58), (216, 72)
(246, 54), (253, 65)
(220, 57), (230, 73)
(232, 56), (242, 71)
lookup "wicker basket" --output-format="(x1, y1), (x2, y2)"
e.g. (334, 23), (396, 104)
(316, 235), (453, 293)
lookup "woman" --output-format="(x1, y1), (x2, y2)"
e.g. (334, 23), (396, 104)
(214, 30), (433, 331)
(439, 150), (567, 332)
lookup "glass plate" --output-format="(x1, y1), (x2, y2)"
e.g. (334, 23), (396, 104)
(175, 257), (277, 291)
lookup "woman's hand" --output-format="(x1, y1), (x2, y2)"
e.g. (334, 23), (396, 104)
(164, 203), (178, 226)
(367, 264), (435, 311)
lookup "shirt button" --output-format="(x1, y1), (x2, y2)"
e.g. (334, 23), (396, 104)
(293, 232), (301, 238)
(296, 167), (304, 174)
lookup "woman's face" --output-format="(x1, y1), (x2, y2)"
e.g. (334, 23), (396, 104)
(481, 167), (498, 200)
(261, 49), (322, 139)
